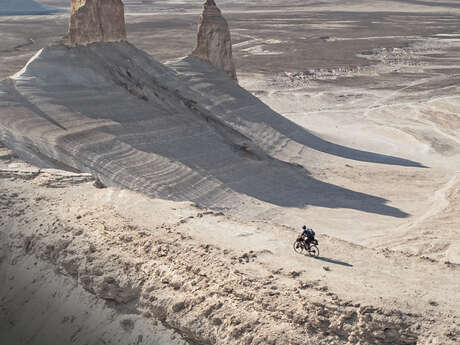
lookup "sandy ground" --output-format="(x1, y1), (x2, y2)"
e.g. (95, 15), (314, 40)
(0, 143), (459, 344)
(0, 0), (459, 344)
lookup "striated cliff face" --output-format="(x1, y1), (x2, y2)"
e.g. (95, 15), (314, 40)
(191, 0), (237, 81)
(69, 0), (127, 46)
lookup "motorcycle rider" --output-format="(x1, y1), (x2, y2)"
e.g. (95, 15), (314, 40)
(301, 225), (316, 249)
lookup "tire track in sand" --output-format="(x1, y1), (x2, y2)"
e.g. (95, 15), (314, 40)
(373, 172), (459, 249)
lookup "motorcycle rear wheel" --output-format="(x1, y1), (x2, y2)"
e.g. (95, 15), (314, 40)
(293, 240), (305, 254)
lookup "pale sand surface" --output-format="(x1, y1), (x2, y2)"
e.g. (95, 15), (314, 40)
(0, 0), (459, 344)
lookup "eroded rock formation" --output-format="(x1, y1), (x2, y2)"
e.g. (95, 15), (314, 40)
(69, 0), (127, 46)
(191, 0), (237, 81)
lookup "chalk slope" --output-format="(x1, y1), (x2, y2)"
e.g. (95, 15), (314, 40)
(0, 42), (419, 217)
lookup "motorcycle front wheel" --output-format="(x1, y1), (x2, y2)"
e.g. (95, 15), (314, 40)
(307, 245), (320, 257)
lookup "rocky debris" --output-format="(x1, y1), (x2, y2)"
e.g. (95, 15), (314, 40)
(0, 165), (93, 187)
(358, 46), (423, 66)
(3, 182), (456, 345)
(69, 0), (127, 46)
(6, 216), (425, 345)
(285, 42), (431, 85)
(191, 0), (237, 81)
(34, 169), (94, 187)
(286, 65), (373, 82)
(0, 165), (40, 180)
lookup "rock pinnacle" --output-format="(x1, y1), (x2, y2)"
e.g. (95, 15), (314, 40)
(191, 0), (237, 81)
(69, 0), (127, 46)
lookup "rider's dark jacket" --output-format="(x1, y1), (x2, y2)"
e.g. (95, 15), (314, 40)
(302, 229), (315, 242)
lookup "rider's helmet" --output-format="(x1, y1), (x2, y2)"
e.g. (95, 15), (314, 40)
(302, 225), (306, 230)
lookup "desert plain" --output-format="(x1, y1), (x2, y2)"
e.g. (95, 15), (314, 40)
(0, 1), (459, 344)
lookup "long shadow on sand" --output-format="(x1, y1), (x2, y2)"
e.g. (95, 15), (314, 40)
(314, 256), (353, 267)
(50, 106), (411, 218)
(174, 56), (426, 169)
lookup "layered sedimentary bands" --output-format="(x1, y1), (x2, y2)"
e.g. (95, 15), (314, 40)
(0, 34), (425, 217)
(191, 0), (237, 81)
(0, 41), (424, 218)
(69, 0), (127, 45)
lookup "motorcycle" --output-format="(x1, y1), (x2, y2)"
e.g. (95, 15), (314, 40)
(293, 235), (319, 257)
